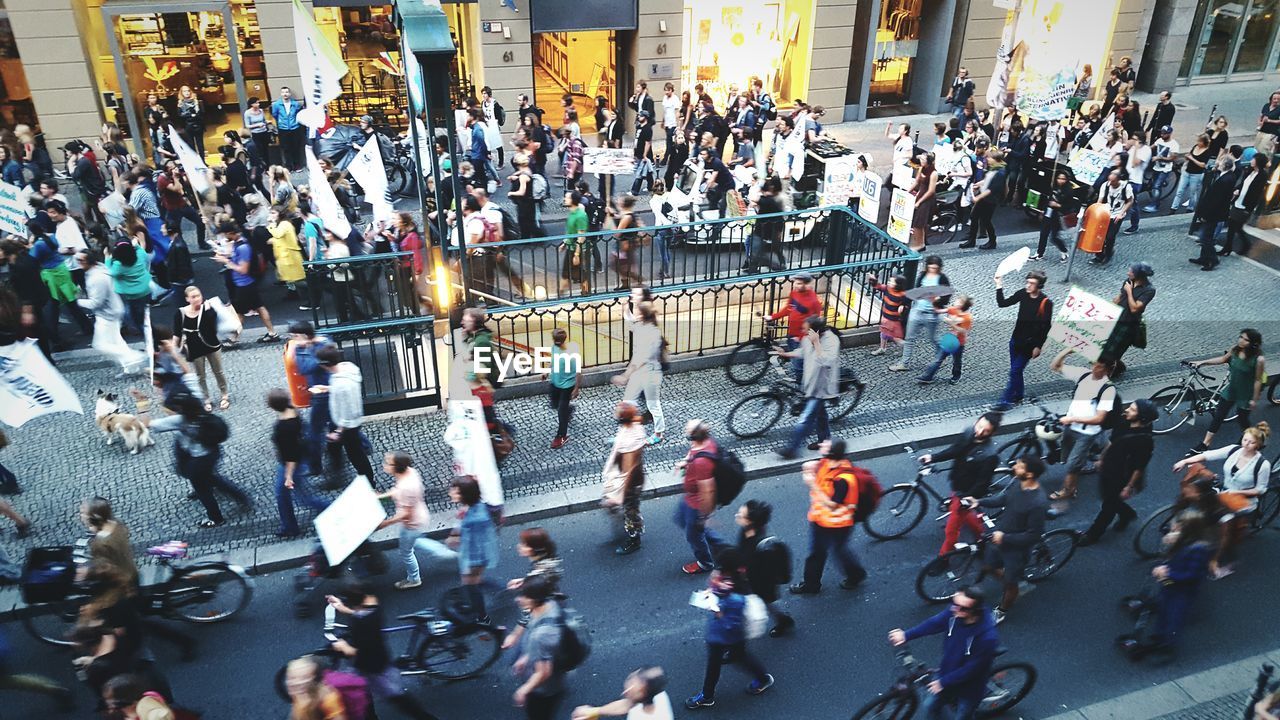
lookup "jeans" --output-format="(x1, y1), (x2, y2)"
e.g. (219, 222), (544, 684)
(902, 309), (940, 366)
(1037, 215), (1067, 256)
(654, 228), (673, 277)
(275, 463), (329, 535)
(0, 544), (19, 581)
(999, 339), (1035, 405)
(123, 296), (149, 334)
(279, 127), (306, 170)
(921, 687), (979, 720)
(965, 202), (997, 246)
(674, 501), (725, 567)
(801, 523), (866, 586)
(165, 205), (206, 246)
(308, 397), (340, 476)
(1154, 586), (1197, 647)
(181, 449), (251, 523)
(1207, 397), (1250, 434)
(702, 641), (769, 699)
(783, 397), (831, 455)
(1061, 428), (1100, 474)
(548, 385), (575, 438)
(1126, 183), (1142, 230)
(919, 344), (964, 382)
(1143, 171), (1172, 210)
(1171, 172), (1204, 210)
(622, 365), (665, 435)
(334, 427), (375, 480)
(1099, 218), (1123, 261)
(399, 527), (458, 583)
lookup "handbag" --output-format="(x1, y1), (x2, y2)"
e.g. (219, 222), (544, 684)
(1133, 320), (1148, 350)
(204, 297), (242, 340)
(1229, 206), (1251, 224)
(601, 450), (627, 508)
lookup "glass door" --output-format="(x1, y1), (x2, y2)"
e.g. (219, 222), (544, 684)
(1234, 0), (1279, 72)
(1182, 0), (1280, 79)
(105, 3), (247, 163)
(532, 31), (615, 135)
(868, 0), (923, 109)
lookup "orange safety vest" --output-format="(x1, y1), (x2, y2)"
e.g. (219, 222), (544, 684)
(283, 340), (312, 409)
(809, 458), (859, 528)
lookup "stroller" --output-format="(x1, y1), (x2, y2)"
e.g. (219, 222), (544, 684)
(293, 539), (389, 618)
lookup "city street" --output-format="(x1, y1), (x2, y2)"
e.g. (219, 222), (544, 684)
(4, 407), (1279, 718)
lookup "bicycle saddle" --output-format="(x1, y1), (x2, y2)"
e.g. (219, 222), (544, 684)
(146, 541), (189, 559)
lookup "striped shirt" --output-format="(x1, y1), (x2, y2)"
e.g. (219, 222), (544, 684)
(873, 282), (906, 321)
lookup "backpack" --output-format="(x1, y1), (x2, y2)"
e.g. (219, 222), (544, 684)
(324, 669), (372, 720)
(756, 535), (792, 585)
(694, 447), (749, 507)
(498, 205), (521, 241)
(1074, 375), (1123, 432)
(194, 413), (230, 447)
(850, 466), (883, 523)
(477, 215), (501, 245)
(759, 93), (778, 122)
(530, 173), (549, 201)
(1223, 445), (1267, 490)
(554, 605), (591, 671)
(166, 237), (193, 285)
(494, 101), (506, 127)
(582, 194), (605, 231)
(743, 595), (768, 639)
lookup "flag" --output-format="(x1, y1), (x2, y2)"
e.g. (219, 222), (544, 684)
(293, 0), (348, 129)
(346, 135), (395, 224)
(0, 339), (83, 427)
(305, 147), (352, 239)
(373, 52), (402, 76)
(168, 125), (211, 195)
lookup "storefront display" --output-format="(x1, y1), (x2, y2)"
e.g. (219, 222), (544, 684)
(681, 0), (815, 110)
(868, 0), (922, 108)
(0, 7), (37, 129)
(1181, 0), (1280, 79)
(533, 30), (616, 133)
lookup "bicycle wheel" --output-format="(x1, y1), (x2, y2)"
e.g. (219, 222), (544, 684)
(22, 598), (82, 647)
(850, 691), (918, 720)
(726, 339), (774, 386)
(864, 486), (927, 540)
(996, 436), (1042, 466)
(1268, 378), (1280, 406)
(916, 548), (982, 603)
(167, 563), (254, 623)
(1023, 529), (1078, 582)
(1149, 385), (1191, 435)
(1252, 488), (1280, 533)
(418, 624), (504, 680)
(828, 370), (866, 422)
(385, 163), (409, 197)
(927, 210), (960, 246)
(1133, 505), (1179, 559)
(727, 392), (784, 439)
(977, 662), (1037, 718)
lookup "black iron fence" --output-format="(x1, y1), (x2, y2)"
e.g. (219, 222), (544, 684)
(444, 204), (907, 306)
(320, 315), (442, 415)
(303, 251), (419, 328)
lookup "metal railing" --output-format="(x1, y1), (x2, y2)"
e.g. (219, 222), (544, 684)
(444, 204), (909, 306)
(303, 251), (419, 328)
(320, 315), (442, 414)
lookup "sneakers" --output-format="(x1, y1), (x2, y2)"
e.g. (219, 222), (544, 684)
(616, 537), (642, 555)
(1141, 205), (1158, 213)
(647, 434), (663, 446)
(394, 579), (423, 590)
(806, 442), (823, 451)
(682, 561), (712, 575)
(298, 304), (315, 311)
(1027, 253), (1043, 261)
(747, 674), (775, 695)
(887, 364), (907, 372)
(957, 241), (976, 249)
(550, 436), (568, 449)
(1059, 252), (1069, 263)
(840, 570), (868, 589)
(993, 607), (1007, 625)
(789, 582), (821, 595)
(870, 347), (886, 356)
(1122, 227), (1138, 235)
(257, 333), (280, 344)
(1186, 442), (1207, 457)
(917, 376), (934, 385)
(978, 242), (998, 250)
(684, 693), (716, 710)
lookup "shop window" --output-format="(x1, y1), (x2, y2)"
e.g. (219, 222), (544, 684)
(0, 9), (38, 129)
(868, 0), (922, 108)
(533, 30), (615, 134)
(1233, 0), (1279, 73)
(313, 4), (408, 129)
(681, 0), (815, 110)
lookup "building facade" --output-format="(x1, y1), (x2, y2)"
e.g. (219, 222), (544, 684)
(2, 0), (1277, 159)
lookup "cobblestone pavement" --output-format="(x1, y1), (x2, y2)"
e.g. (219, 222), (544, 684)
(1154, 689), (1252, 720)
(5, 191), (1276, 565)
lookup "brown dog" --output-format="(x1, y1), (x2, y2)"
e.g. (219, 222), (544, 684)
(95, 391), (153, 455)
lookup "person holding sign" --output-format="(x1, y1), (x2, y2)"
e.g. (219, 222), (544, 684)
(993, 270), (1053, 411)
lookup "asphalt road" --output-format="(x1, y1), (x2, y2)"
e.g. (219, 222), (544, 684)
(4, 401), (1278, 719)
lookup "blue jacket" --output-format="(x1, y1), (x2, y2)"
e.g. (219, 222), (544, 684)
(293, 337), (335, 389)
(271, 98), (303, 131)
(459, 503), (498, 572)
(705, 592), (747, 645)
(904, 609), (1000, 703)
(469, 124), (489, 161)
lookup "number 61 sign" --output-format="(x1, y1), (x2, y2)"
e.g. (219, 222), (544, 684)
(1047, 285), (1123, 362)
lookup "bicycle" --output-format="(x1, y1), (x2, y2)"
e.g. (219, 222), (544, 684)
(22, 540), (254, 647)
(988, 399), (1067, 467)
(1267, 372), (1279, 406)
(849, 644), (1036, 719)
(274, 595), (505, 700)
(726, 366), (865, 439)
(725, 316), (790, 386)
(386, 138), (417, 198)
(863, 446), (1015, 541)
(925, 187), (965, 246)
(1148, 360), (1237, 435)
(1132, 467), (1280, 559)
(915, 505), (1079, 603)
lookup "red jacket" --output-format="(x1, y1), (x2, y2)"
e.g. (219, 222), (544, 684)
(770, 288), (823, 339)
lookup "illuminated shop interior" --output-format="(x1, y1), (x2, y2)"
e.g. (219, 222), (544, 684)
(680, 0), (815, 109)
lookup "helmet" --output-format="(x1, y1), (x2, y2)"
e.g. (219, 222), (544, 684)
(1034, 418), (1064, 441)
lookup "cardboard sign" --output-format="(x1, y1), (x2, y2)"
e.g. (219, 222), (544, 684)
(859, 171), (883, 223)
(887, 187), (915, 243)
(0, 180), (27, 237)
(444, 399), (504, 507)
(313, 476), (386, 567)
(822, 154), (859, 206)
(1047, 285), (1123, 361)
(583, 147), (636, 176)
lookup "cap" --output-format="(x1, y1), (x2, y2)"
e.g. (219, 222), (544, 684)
(360, 114), (374, 125)
(1160, 125), (1173, 135)
(790, 271), (814, 282)
(1129, 262), (1154, 278)
(1134, 398), (1158, 425)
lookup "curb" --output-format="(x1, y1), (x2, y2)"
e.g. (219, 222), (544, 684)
(1041, 647), (1280, 720)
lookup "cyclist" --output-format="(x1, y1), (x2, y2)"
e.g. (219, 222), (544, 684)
(887, 585), (1000, 720)
(763, 272), (823, 380)
(919, 412), (1003, 555)
(963, 455), (1049, 624)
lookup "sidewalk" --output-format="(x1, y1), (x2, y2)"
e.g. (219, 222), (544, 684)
(1044, 648), (1280, 720)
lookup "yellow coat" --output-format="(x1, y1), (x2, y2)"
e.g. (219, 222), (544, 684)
(268, 221), (306, 284)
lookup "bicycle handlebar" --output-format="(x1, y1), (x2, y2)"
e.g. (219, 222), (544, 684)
(1181, 360), (1217, 382)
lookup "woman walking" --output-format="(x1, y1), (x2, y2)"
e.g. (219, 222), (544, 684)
(174, 286), (229, 411)
(1187, 329), (1266, 454)
(501, 527), (565, 650)
(908, 152), (938, 251)
(684, 548), (775, 710)
(889, 255), (950, 372)
(616, 299), (666, 444)
(267, 205), (307, 303)
(1171, 133), (1212, 212)
(267, 389), (329, 538)
(104, 240), (153, 335)
(605, 402), (648, 556)
(377, 451), (455, 590)
(448, 476), (498, 621)
(508, 153), (543, 239)
(177, 86), (205, 157)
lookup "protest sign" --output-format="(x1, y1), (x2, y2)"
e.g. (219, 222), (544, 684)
(887, 187), (915, 243)
(1047, 285), (1123, 361)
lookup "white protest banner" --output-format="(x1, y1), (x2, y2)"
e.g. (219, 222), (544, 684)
(887, 187), (915, 243)
(1047, 285), (1123, 362)
(347, 135), (395, 223)
(0, 180), (26, 236)
(583, 147), (636, 176)
(1087, 112), (1115, 152)
(821, 155), (859, 206)
(167, 125), (211, 195)
(1068, 148), (1111, 186)
(314, 475), (386, 566)
(0, 339), (83, 427)
(444, 399), (504, 508)
(305, 147), (353, 239)
(859, 171), (883, 224)
(293, 0), (348, 129)
(1016, 67), (1075, 122)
